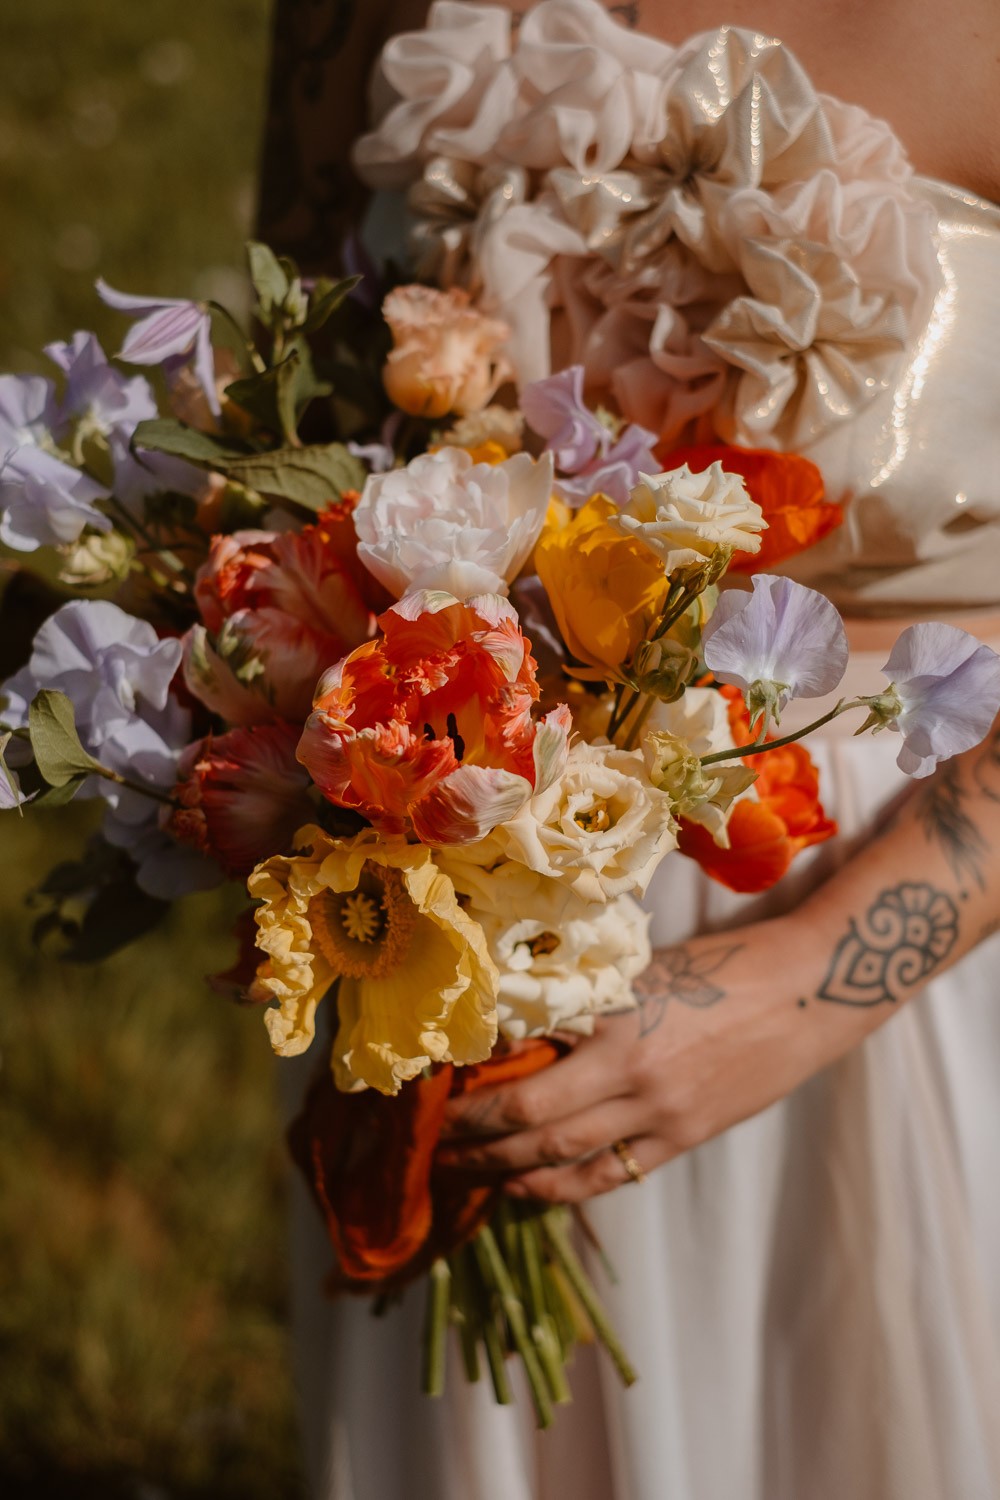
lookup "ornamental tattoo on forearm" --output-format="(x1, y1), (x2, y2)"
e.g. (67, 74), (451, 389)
(816, 882), (959, 1008)
(635, 942), (744, 1036)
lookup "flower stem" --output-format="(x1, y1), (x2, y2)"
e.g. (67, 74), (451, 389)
(542, 1209), (638, 1388)
(698, 698), (864, 766)
(421, 1258), (452, 1399)
(206, 300), (267, 374)
(474, 1225), (554, 1428)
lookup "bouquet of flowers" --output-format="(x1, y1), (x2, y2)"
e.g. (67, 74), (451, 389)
(5, 0), (1000, 1428)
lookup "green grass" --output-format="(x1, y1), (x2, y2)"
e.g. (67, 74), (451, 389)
(0, 3), (307, 1494)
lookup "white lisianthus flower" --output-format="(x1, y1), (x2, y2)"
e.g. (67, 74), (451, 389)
(644, 686), (755, 844)
(489, 740), (677, 904)
(436, 851), (650, 1038)
(609, 463), (765, 574)
(353, 446), (554, 599)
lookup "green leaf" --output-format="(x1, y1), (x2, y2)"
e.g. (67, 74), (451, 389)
(28, 690), (103, 787)
(132, 418), (252, 469)
(223, 443), (365, 510)
(224, 343), (332, 445)
(33, 776), (87, 808)
(246, 241), (290, 320)
(303, 275), (362, 335)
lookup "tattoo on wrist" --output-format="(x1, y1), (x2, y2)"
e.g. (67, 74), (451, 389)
(817, 882), (959, 1008)
(916, 761), (988, 893)
(636, 941), (743, 1036)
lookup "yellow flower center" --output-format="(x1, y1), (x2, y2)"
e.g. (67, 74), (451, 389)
(575, 799), (611, 833)
(312, 864), (418, 980)
(527, 931), (560, 958)
(340, 892), (382, 943)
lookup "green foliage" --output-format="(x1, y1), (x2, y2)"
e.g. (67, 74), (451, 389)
(134, 416), (365, 509)
(28, 689), (103, 787)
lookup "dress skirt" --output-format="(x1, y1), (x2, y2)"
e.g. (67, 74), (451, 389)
(283, 652), (1000, 1500)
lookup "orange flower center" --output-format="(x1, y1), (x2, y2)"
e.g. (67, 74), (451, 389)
(312, 864), (418, 980)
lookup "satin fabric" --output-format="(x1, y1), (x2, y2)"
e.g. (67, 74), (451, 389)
(355, 2), (1000, 613)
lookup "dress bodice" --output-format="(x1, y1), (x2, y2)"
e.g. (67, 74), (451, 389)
(353, 0), (1000, 614)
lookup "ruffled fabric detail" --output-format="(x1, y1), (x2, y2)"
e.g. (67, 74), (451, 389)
(354, 0), (940, 452)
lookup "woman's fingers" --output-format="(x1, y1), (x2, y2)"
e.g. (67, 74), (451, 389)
(441, 1021), (632, 1139)
(504, 1135), (665, 1205)
(437, 1098), (646, 1174)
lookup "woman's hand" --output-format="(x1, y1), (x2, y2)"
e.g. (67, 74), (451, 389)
(437, 913), (841, 1203)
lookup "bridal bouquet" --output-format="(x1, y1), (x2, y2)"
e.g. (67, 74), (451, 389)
(5, 0), (1000, 1426)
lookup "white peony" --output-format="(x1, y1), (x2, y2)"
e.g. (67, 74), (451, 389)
(609, 463), (765, 574)
(490, 740), (677, 903)
(436, 849), (651, 1038)
(353, 446), (553, 599)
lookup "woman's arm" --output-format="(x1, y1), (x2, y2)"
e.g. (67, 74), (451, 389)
(255, 0), (430, 271)
(437, 716), (1000, 1201)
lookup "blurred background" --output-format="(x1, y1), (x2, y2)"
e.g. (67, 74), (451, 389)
(0, 2), (305, 1494)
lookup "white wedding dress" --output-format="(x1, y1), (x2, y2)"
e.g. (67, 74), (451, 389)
(284, 7), (1000, 1497)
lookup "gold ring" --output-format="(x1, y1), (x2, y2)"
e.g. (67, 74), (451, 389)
(612, 1138), (646, 1185)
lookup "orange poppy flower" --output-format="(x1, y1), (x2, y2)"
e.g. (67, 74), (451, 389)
(659, 443), (842, 573)
(677, 689), (837, 893)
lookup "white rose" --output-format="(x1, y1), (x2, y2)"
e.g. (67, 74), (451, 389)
(436, 851), (651, 1037)
(609, 463), (765, 573)
(353, 447), (553, 599)
(492, 740), (677, 903)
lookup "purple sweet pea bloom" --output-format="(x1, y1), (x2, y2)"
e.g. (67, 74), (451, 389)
(0, 446), (110, 552)
(521, 366), (609, 473)
(555, 422), (660, 506)
(348, 440), (395, 475)
(0, 373), (58, 443)
(703, 575), (849, 717)
(880, 623), (1000, 778)
(97, 278), (219, 417)
(45, 330), (200, 509)
(0, 369), (111, 550)
(1, 600), (217, 895)
(0, 736), (33, 810)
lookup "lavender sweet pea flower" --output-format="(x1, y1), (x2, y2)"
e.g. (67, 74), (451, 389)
(556, 422), (660, 506)
(45, 330), (199, 508)
(97, 278), (219, 417)
(877, 623), (1000, 778)
(1, 600), (216, 895)
(703, 575), (849, 725)
(521, 366), (610, 473)
(0, 371), (110, 550)
(0, 372), (58, 444)
(0, 446), (110, 551)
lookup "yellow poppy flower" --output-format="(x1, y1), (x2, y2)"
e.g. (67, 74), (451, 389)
(248, 826), (499, 1095)
(534, 495), (669, 674)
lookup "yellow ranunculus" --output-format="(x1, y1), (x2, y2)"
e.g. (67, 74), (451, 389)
(534, 495), (669, 674)
(248, 826), (499, 1096)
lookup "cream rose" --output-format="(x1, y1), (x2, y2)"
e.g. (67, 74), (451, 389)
(382, 285), (512, 418)
(490, 740), (677, 903)
(610, 463), (765, 574)
(353, 446), (554, 599)
(442, 405), (524, 455)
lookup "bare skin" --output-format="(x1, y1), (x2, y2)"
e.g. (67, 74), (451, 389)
(256, 0), (1000, 1200)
